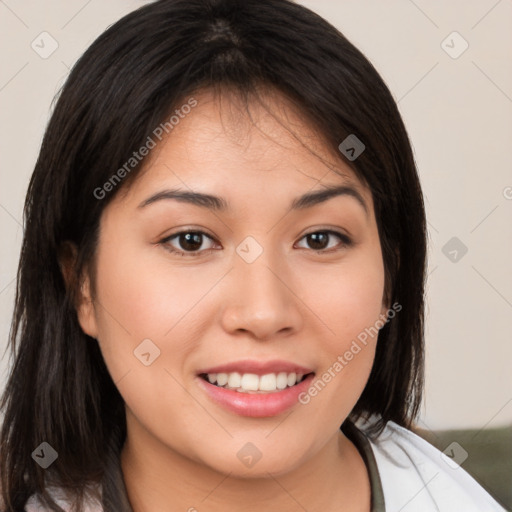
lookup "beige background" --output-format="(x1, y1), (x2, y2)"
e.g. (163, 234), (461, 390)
(0, 0), (511, 431)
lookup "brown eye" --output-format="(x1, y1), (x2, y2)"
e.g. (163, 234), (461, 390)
(306, 232), (329, 250)
(161, 231), (217, 256)
(296, 230), (352, 252)
(177, 232), (204, 251)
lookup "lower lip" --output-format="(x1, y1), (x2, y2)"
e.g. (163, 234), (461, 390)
(196, 373), (315, 418)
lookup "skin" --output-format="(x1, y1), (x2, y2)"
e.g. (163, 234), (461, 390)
(74, 89), (389, 512)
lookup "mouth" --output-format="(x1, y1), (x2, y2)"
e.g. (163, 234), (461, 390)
(198, 371), (314, 394)
(195, 363), (316, 417)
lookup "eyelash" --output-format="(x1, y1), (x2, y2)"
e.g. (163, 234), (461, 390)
(159, 229), (353, 258)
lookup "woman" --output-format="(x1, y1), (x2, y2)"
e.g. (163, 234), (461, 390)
(0, 0), (506, 510)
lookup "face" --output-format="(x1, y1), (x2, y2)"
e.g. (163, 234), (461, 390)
(77, 89), (388, 477)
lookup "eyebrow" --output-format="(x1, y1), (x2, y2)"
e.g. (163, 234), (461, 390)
(138, 184), (368, 215)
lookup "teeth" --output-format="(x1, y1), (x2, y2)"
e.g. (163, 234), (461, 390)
(204, 371), (308, 393)
(241, 373), (259, 391)
(228, 372), (242, 388)
(276, 372), (289, 390)
(216, 373), (228, 386)
(259, 373), (276, 391)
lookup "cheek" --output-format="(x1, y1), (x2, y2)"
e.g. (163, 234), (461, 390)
(297, 260), (384, 424)
(91, 236), (228, 386)
(305, 254), (386, 352)
(90, 247), (204, 421)
(94, 243), (213, 339)
(297, 246), (385, 415)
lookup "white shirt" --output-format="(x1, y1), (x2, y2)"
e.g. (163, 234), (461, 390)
(355, 417), (508, 511)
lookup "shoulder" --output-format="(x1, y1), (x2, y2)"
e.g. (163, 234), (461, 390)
(357, 417), (507, 512)
(24, 485), (102, 512)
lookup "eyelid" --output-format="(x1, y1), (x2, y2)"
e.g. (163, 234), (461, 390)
(160, 230), (216, 244)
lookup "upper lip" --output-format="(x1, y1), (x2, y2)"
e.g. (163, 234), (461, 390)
(197, 359), (315, 376)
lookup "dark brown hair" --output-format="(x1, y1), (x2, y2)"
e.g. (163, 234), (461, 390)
(0, 0), (426, 510)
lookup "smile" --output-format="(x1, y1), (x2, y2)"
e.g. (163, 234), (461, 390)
(200, 371), (311, 393)
(196, 367), (316, 417)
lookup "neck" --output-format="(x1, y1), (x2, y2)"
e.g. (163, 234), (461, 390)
(120, 412), (371, 512)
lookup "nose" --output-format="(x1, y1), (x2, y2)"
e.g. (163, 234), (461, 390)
(219, 246), (304, 341)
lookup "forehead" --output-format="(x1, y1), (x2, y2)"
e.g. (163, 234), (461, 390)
(115, 88), (371, 209)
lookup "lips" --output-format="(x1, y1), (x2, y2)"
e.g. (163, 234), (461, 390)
(195, 359), (316, 417)
(196, 372), (315, 417)
(196, 359), (314, 376)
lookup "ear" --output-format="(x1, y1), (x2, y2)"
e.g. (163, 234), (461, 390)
(380, 277), (392, 319)
(381, 246), (400, 317)
(58, 241), (99, 339)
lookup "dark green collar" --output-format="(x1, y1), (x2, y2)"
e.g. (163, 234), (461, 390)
(341, 421), (386, 512)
